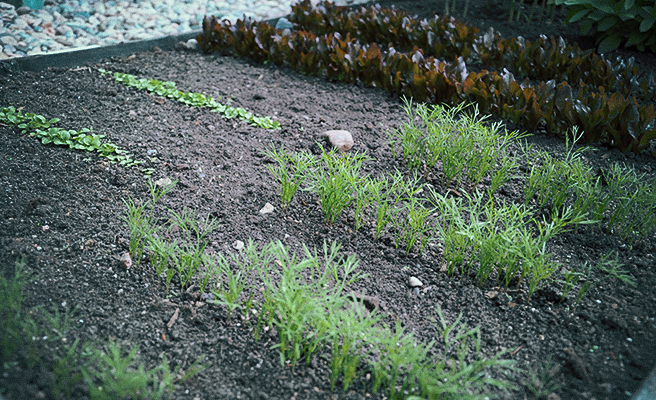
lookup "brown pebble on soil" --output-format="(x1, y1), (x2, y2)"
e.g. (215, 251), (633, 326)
(321, 130), (354, 152)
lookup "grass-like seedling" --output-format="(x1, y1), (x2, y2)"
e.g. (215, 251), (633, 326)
(310, 147), (369, 224)
(352, 177), (378, 230)
(597, 163), (656, 244)
(0, 257), (32, 363)
(522, 355), (563, 399)
(99, 69), (281, 130)
(260, 144), (315, 207)
(51, 338), (85, 399)
(370, 172), (405, 240)
(388, 98), (523, 192)
(327, 306), (382, 393)
(522, 129), (596, 223)
(256, 241), (367, 369)
(430, 188), (563, 297)
(207, 253), (252, 323)
(395, 189), (433, 255)
(369, 320), (432, 399)
(1, 257), (207, 399)
(0, 106), (141, 167)
(559, 251), (636, 305)
(81, 338), (207, 400)
(522, 128), (656, 243)
(196, 239), (516, 396)
(122, 178), (176, 267)
(167, 208), (220, 291)
(370, 306), (516, 400)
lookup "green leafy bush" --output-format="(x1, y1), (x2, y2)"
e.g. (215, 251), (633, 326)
(553, 0), (656, 53)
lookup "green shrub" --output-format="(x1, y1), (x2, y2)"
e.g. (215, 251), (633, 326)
(554, 0), (656, 53)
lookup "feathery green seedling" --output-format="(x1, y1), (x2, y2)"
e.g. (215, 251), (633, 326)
(369, 320), (432, 399)
(198, 253), (221, 299)
(412, 306), (516, 399)
(352, 177), (377, 230)
(370, 172), (405, 240)
(430, 188), (565, 293)
(599, 164), (656, 244)
(398, 194), (433, 255)
(431, 190), (472, 274)
(388, 97), (428, 175)
(388, 99), (523, 192)
(0, 258), (32, 362)
(560, 251), (636, 305)
(122, 197), (152, 267)
(391, 173), (425, 250)
(147, 235), (173, 287)
(262, 244), (335, 368)
(122, 178), (176, 266)
(523, 354), (563, 399)
(254, 241), (367, 369)
(261, 144), (315, 207)
(559, 268), (583, 303)
(458, 109), (524, 188)
(207, 252), (252, 323)
(81, 339), (206, 400)
(522, 129), (598, 225)
(310, 147), (368, 224)
(327, 306), (382, 393)
(51, 338), (84, 399)
(167, 208), (220, 291)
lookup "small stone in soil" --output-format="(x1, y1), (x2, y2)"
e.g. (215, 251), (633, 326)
(408, 276), (423, 287)
(232, 240), (244, 250)
(259, 202), (274, 214)
(321, 130), (354, 152)
(154, 177), (172, 187)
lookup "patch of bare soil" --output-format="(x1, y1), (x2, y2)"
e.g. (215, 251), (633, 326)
(1, 1), (655, 399)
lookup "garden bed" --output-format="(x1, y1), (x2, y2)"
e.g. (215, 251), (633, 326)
(1, 1), (655, 399)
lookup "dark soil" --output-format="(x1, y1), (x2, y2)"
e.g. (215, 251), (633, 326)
(1, 1), (655, 399)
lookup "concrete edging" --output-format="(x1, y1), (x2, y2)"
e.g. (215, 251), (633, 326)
(0, 31), (201, 76)
(0, 16), (284, 76)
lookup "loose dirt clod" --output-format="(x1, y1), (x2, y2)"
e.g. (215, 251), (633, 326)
(321, 130), (353, 152)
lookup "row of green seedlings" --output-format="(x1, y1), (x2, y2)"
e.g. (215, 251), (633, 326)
(98, 69), (281, 130)
(0, 106), (142, 168)
(392, 100), (651, 301)
(263, 143), (435, 254)
(264, 99), (650, 302)
(394, 99), (655, 245)
(0, 259), (205, 400)
(120, 183), (517, 398)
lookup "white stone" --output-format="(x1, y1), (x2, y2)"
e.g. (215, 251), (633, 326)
(408, 276), (423, 287)
(54, 36), (73, 46)
(321, 130), (354, 152)
(259, 202), (274, 214)
(232, 240), (244, 250)
(154, 177), (172, 187)
(0, 36), (18, 46)
(186, 38), (199, 50)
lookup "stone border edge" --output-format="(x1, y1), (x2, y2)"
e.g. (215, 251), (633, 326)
(0, 17), (283, 76)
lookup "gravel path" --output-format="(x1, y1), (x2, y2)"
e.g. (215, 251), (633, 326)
(0, 0), (366, 59)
